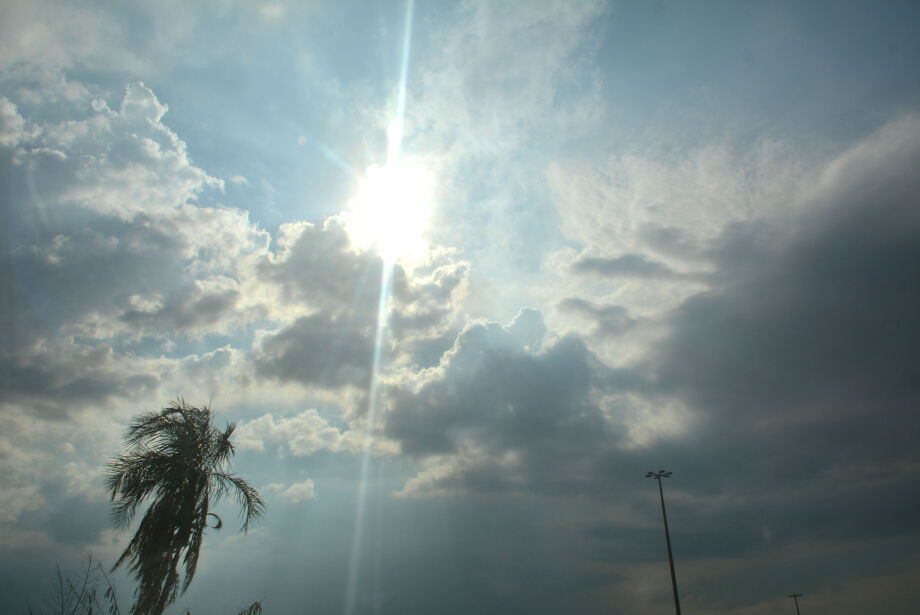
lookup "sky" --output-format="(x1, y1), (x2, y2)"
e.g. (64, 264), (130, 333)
(1, 0), (920, 613)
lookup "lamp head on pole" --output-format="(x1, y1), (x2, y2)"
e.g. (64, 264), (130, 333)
(646, 470), (672, 479)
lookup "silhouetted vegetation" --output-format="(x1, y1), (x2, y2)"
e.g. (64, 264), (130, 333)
(25, 554), (265, 614)
(26, 554), (121, 615)
(105, 399), (265, 615)
(230, 602), (263, 615)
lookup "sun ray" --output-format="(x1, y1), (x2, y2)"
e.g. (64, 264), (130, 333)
(343, 2), (416, 614)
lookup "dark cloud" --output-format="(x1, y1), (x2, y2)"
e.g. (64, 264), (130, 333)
(376, 120), (920, 601)
(383, 309), (630, 496)
(615, 119), (920, 574)
(119, 280), (243, 333)
(259, 219), (386, 311)
(252, 219), (468, 390)
(1, 149), (160, 417)
(253, 310), (376, 389)
(656, 122), (920, 481)
(11, 218), (184, 327)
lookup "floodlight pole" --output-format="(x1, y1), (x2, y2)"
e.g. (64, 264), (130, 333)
(647, 470), (681, 615)
(787, 593), (803, 615)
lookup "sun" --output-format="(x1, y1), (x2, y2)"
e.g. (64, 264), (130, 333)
(345, 158), (433, 263)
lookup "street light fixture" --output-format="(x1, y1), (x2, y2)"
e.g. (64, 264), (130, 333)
(787, 593), (803, 615)
(646, 470), (681, 615)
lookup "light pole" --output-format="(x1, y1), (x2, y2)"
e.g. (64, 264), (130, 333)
(646, 470), (681, 615)
(787, 593), (803, 615)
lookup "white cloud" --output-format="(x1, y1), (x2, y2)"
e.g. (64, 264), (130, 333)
(540, 135), (825, 340)
(259, 3), (284, 20)
(279, 479), (315, 503)
(15, 81), (222, 221)
(0, 97), (25, 146)
(237, 409), (366, 457)
(263, 479), (316, 503)
(548, 138), (814, 269)
(6, 79), (278, 342)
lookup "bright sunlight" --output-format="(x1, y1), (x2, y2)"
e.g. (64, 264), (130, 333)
(345, 158), (432, 263)
(344, 116), (433, 263)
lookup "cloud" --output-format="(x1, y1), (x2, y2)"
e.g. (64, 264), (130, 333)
(0, 97), (25, 147)
(570, 253), (687, 280)
(652, 115), (920, 479)
(373, 117), (920, 589)
(0, 1), (296, 78)
(399, 0), (607, 272)
(0, 339), (159, 419)
(384, 309), (644, 497)
(251, 217), (468, 392)
(5, 80), (276, 342)
(253, 312), (377, 390)
(410, 0), (606, 158)
(556, 297), (636, 338)
(538, 116), (920, 578)
(115, 276), (243, 336)
(236, 409), (368, 457)
(0, 1), (115, 71)
(15, 81), (221, 221)
(548, 138), (814, 270)
(264, 479), (316, 504)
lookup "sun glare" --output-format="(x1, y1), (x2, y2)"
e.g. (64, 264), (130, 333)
(345, 159), (432, 263)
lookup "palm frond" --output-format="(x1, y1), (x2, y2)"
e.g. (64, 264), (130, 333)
(181, 498), (209, 594)
(211, 472), (265, 532)
(235, 601), (263, 615)
(212, 423), (236, 467)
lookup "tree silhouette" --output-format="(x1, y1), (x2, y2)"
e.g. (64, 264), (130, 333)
(105, 399), (265, 615)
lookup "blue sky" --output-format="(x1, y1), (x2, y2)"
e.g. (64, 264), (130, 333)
(2, 1), (920, 614)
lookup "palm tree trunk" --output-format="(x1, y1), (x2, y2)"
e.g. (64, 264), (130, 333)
(152, 485), (199, 615)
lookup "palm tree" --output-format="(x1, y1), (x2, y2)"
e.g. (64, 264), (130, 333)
(105, 399), (265, 615)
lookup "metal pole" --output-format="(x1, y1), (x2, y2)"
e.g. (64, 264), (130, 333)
(647, 471), (681, 615)
(788, 593), (802, 615)
(657, 476), (682, 615)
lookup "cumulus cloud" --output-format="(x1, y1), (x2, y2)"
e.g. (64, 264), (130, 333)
(251, 217), (468, 393)
(264, 479), (316, 504)
(236, 409), (368, 457)
(16, 81), (221, 221)
(383, 309), (647, 496)
(4, 81), (276, 343)
(115, 276), (243, 337)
